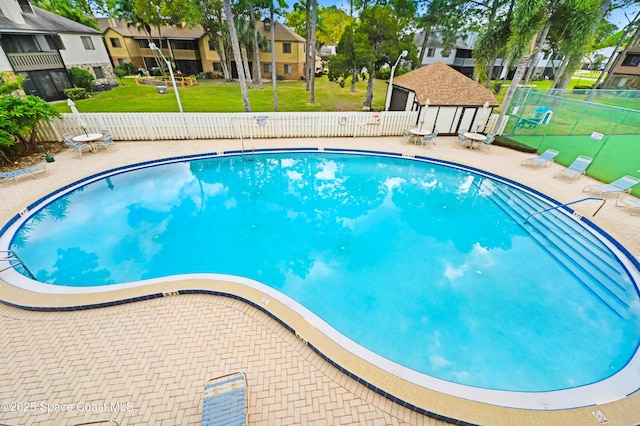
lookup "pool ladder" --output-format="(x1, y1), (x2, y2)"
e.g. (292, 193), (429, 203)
(525, 197), (606, 223)
(0, 250), (36, 279)
(240, 134), (255, 161)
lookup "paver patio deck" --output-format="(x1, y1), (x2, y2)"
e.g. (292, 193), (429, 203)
(1, 136), (639, 425)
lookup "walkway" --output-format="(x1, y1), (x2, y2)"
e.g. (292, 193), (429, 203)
(1, 137), (639, 425)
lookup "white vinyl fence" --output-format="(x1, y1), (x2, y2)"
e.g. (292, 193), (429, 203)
(38, 111), (507, 143)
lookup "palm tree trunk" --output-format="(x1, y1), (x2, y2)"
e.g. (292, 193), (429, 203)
(270, 1), (279, 112)
(495, 56), (529, 132)
(249, 2), (263, 89)
(601, 21), (640, 89)
(418, 27), (431, 67)
(364, 72), (374, 109)
(240, 42), (253, 89)
(305, 0), (311, 91)
(309, 0), (317, 104)
(223, 0), (251, 112)
(522, 23), (550, 85)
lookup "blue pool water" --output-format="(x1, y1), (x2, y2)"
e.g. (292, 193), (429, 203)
(7, 151), (640, 393)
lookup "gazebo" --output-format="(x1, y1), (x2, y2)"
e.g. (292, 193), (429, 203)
(387, 61), (500, 135)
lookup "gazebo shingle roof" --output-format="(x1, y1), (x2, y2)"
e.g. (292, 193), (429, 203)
(392, 61), (499, 107)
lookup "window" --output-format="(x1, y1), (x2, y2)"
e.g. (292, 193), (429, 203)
(263, 63), (272, 73)
(110, 38), (121, 48)
(282, 43), (291, 54)
(212, 62), (222, 72)
(81, 36), (95, 50)
(284, 64), (292, 74)
(621, 54), (640, 67)
(18, 0), (33, 13)
(427, 48), (435, 57)
(208, 40), (216, 50)
(172, 40), (196, 50)
(118, 58), (126, 65)
(263, 43), (271, 52)
(93, 67), (105, 79)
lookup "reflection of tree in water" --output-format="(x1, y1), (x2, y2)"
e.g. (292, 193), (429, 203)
(395, 172), (516, 253)
(140, 154), (391, 285)
(36, 247), (114, 286)
(11, 197), (73, 249)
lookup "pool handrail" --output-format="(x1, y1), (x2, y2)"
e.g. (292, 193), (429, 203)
(0, 250), (36, 279)
(525, 197), (606, 223)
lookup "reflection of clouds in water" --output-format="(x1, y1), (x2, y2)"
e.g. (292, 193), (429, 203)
(339, 177), (405, 231)
(314, 161), (347, 197)
(283, 257), (335, 286)
(203, 182), (227, 196)
(287, 170), (303, 181)
(457, 176), (475, 194)
(224, 198), (237, 209)
(410, 177), (437, 190)
(281, 158), (297, 168)
(315, 160), (338, 180)
(443, 243), (495, 282)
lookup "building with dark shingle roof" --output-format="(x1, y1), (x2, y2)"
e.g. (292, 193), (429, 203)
(0, 0), (115, 101)
(388, 61), (500, 135)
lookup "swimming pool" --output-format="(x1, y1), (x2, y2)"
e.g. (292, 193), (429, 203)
(1, 149), (639, 410)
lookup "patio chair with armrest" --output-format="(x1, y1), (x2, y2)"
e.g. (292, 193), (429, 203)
(583, 175), (640, 196)
(456, 133), (471, 149)
(64, 138), (93, 157)
(554, 155), (592, 181)
(521, 149), (559, 168)
(95, 134), (114, 151)
(478, 133), (495, 151)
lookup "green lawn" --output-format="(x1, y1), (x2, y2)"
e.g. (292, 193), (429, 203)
(55, 77), (389, 113)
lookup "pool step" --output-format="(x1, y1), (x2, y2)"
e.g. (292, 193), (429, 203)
(483, 181), (633, 318)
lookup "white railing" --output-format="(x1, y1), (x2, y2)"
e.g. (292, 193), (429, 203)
(38, 111), (421, 142)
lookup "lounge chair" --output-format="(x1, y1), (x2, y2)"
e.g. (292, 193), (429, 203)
(202, 372), (248, 426)
(554, 155), (593, 181)
(521, 149), (559, 168)
(584, 175), (640, 196)
(615, 197), (640, 215)
(0, 164), (47, 184)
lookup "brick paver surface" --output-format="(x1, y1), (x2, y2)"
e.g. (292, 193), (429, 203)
(1, 137), (639, 426)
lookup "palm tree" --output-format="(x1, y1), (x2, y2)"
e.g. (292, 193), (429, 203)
(223, 0), (251, 111)
(493, 0), (549, 131)
(270, 1), (279, 111)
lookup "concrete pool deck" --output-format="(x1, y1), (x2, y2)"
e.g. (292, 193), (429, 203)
(1, 136), (639, 425)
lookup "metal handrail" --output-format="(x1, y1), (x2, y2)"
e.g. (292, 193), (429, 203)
(525, 197), (606, 223)
(0, 250), (36, 279)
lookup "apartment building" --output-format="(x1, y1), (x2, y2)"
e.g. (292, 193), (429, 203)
(98, 18), (309, 81)
(0, 0), (115, 100)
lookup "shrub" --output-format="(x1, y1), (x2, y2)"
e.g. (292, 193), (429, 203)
(115, 61), (138, 75)
(69, 67), (95, 91)
(64, 88), (88, 100)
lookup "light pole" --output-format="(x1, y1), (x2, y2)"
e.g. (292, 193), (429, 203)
(384, 50), (408, 111)
(149, 42), (183, 113)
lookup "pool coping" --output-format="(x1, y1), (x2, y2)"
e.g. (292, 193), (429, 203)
(2, 144), (640, 425)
